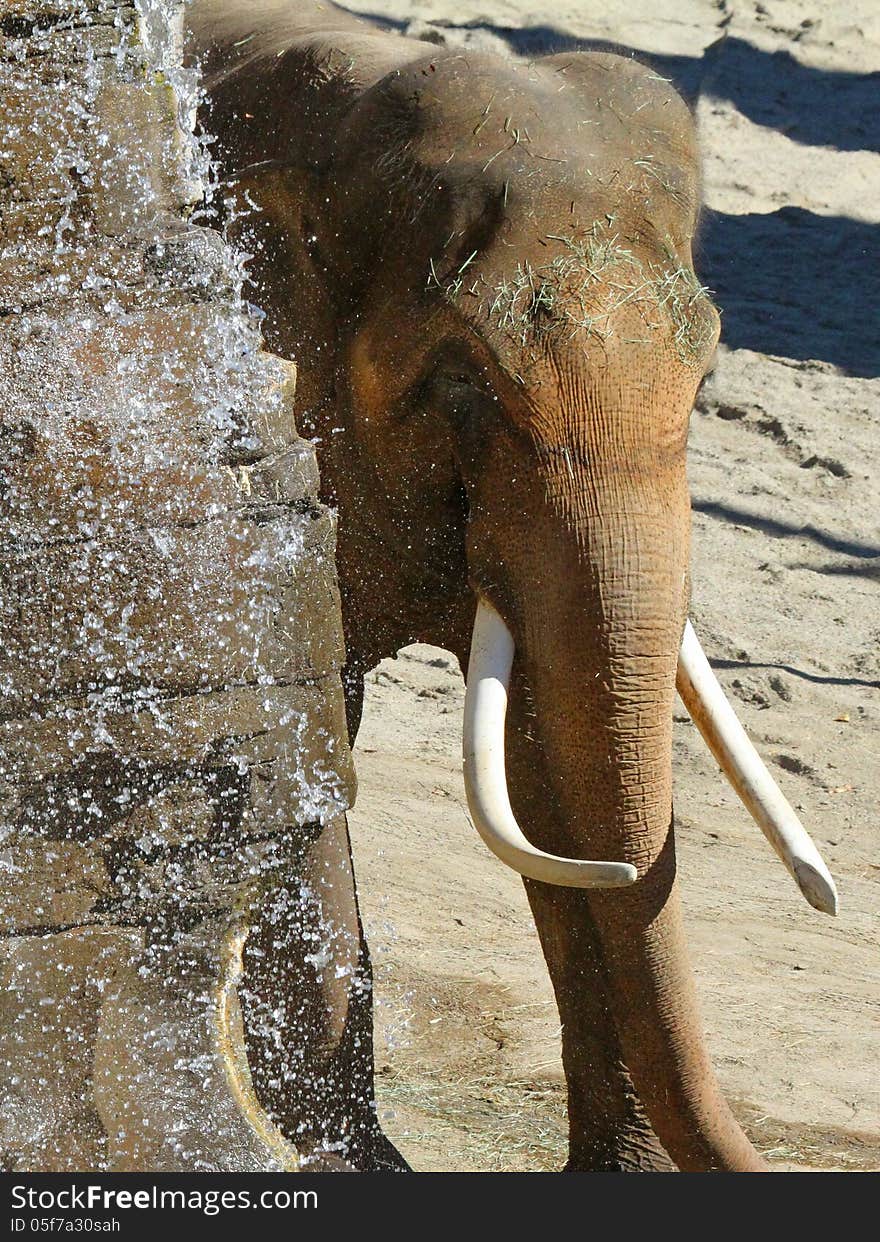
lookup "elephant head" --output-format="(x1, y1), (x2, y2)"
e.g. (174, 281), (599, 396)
(190, 2), (836, 1172)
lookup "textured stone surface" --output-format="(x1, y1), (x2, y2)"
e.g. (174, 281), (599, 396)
(0, 0), (354, 1171)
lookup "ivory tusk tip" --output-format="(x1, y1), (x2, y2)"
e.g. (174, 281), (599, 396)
(525, 858), (637, 891)
(792, 859), (839, 917)
(518, 857), (638, 890)
(606, 862), (639, 887)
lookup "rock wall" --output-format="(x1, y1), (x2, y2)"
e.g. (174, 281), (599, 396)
(0, 0), (355, 1170)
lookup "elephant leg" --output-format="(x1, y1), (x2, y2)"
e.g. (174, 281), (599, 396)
(239, 813), (409, 1171)
(524, 881), (675, 1171)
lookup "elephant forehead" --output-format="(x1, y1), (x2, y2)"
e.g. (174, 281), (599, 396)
(370, 48), (691, 152)
(350, 48), (700, 217)
(448, 223), (719, 376)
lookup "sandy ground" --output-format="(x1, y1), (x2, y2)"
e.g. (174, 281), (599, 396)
(337, 1), (879, 1170)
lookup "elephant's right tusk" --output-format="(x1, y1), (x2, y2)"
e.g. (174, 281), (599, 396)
(677, 619), (838, 916)
(462, 597), (638, 889)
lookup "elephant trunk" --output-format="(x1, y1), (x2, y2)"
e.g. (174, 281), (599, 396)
(531, 565), (764, 1171)
(590, 840), (765, 1169)
(465, 491), (766, 1170)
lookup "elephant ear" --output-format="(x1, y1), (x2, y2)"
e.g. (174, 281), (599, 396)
(325, 62), (512, 306)
(216, 161), (344, 426)
(186, 2), (435, 352)
(187, 0), (430, 179)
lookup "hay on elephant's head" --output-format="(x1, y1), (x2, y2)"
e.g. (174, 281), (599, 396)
(437, 220), (716, 365)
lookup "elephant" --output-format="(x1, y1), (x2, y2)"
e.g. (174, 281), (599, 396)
(185, 1), (837, 1172)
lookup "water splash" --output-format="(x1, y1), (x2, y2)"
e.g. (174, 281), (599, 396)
(0, 0), (356, 1171)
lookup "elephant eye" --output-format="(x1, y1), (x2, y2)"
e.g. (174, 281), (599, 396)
(441, 370), (494, 404)
(418, 360), (496, 430)
(441, 375), (488, 425)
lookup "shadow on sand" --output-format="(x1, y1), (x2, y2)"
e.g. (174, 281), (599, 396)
(692, 501), (880, 561)
(696, 208), (880, 378)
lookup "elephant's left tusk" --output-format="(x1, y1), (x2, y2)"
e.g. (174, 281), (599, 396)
(676, 619), (839, 916)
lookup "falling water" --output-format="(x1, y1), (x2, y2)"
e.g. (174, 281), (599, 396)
(0, 0), (356, 1171)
